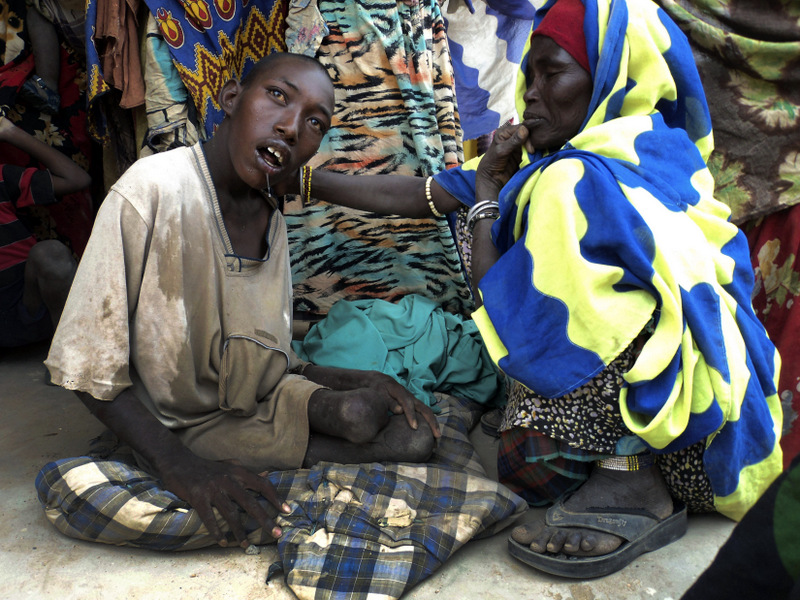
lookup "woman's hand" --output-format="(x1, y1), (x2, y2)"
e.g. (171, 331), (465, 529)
(475, 124), (530, 200)
(272, 166), (301, 197)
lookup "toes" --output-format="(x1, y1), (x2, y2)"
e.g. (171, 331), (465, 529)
(546, 529), (568, 553)
(582, 532), (623, 555)
(581, 532), (598, 552)
(554, 529), (624, 556)
(563, 530), (583, 553)
(529, 526), (557, 553)
(511, 521), (545, 545)
(511, 520), (558, 554)
(513, 521), (625, 557)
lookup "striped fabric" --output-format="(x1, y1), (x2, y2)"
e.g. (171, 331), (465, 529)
(434, 0), (783, 521)
(0, 165), (54, 282)
(284, 0), (472, 320)
(35, 396), (526, 598)
(497, 428), (595, 507)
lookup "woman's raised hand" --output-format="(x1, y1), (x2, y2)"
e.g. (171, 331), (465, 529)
(475, 124), (530, 200)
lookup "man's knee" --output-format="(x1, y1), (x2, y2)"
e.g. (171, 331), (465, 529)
(338, 392), (387, 444)
(401, 422), (436, 463)
(27, 240), (76, 282)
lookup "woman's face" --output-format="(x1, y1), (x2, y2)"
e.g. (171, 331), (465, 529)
(521, 35), (593, 152)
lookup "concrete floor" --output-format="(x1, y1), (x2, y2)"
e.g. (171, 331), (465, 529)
(1, 341), (736, 600)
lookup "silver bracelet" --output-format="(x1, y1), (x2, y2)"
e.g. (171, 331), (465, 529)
(466, 200), (500, 231)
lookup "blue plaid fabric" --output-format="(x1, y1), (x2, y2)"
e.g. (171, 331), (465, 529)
(36, 395), (526, 598)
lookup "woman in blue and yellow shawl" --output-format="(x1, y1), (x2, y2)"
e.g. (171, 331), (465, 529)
(305, 0), (783, 578)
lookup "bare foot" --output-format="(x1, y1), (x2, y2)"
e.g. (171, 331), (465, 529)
(511, 464), (673, 557)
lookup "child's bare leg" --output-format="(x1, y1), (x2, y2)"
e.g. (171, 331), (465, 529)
(24, 240), (76, 327)
(26, 8), (60, 91)
(303, 388), (436, 466)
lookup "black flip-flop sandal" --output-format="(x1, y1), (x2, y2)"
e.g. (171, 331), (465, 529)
(508, 498), (688, 579)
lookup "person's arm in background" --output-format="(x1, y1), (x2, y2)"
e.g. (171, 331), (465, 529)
(0, 116), (90, 195)
(276, 168), (462, 218)
(275, 124), (530, 304)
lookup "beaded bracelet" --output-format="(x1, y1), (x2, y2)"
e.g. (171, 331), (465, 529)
(595, 453), (654, 471)
(302, 164), (313, 205)
(425, 176), (444, 217)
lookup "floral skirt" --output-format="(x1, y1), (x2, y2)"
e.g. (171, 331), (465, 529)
(497, 341), (716, 513)
(747, 205), (800, 469)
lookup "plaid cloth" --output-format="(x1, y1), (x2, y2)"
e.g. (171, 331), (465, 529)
(497, 427), (598, 507)
(35, 395), (526, 599)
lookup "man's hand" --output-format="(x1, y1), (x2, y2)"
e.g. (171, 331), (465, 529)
(159, 452), (290, 548)
(302, 365), (441, 439)
(360, 370), (442, 439)
(76, 390), (289, 548)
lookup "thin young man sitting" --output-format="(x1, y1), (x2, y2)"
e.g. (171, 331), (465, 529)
(45, 52), (440, 549)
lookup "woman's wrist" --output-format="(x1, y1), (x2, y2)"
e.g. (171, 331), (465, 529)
(467, 199), (500, 232)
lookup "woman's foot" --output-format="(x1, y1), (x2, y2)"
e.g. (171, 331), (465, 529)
(511, 464), (673, 557)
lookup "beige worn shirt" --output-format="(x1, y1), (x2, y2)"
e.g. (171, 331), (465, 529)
(46, 144), (310, 432)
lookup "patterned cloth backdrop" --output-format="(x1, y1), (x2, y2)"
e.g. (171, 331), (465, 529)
(442, 0), (541, 141)
(86, 0), (288, 143)
(658, 0), (800, 226)
(284, 0), (473, 321)
(0, 0), (93, 256)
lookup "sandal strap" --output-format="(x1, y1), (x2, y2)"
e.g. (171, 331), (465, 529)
(545, 497), (662, 542)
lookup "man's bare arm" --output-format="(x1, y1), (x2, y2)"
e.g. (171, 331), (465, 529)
(76, 389), (290, 548)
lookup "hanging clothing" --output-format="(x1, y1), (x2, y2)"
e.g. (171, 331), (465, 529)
(284, 0), (472, 321)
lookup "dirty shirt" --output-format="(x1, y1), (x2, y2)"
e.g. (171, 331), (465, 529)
(46, 143), (319, 470)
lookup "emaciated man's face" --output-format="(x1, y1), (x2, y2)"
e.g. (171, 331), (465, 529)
(226, 56), (335, 191)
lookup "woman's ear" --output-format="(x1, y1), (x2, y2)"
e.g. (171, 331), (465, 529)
(218, 79), (242, 118)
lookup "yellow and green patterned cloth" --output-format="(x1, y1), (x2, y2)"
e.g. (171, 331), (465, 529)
(434, 0), (783, 521)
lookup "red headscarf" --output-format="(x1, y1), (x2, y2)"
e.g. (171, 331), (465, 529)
(531, 0), (590, 73)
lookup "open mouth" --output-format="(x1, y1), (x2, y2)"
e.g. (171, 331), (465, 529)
(258, 145), (285, 168)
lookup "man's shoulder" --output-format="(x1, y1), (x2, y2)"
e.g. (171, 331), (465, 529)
(111, 145), (203, 202)
(120, 145), (197, 181)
